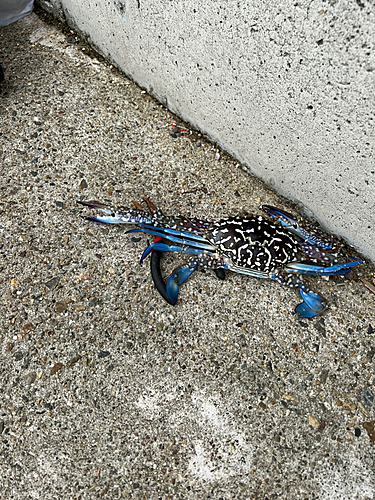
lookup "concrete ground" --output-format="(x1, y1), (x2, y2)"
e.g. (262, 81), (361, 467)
(1, 12), (375, 500)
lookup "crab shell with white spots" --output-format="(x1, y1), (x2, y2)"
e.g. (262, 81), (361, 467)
(205, 216), (300, 272)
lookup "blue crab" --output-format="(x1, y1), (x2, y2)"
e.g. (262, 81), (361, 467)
(77, 198), (362, 318)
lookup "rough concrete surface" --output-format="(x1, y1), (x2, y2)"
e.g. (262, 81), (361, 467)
(35, 0), (375, 263)
(1, 13), (375, 500)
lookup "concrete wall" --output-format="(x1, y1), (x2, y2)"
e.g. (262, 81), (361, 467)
(37, 0), (375, 262)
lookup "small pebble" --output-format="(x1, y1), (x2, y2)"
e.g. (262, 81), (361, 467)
(362, 389), (374, 410)
(55, 301), (68, 313)
(363, 422), (375, 442)
(25, 372), (37, 385)
(51, 363), (63, 376)
(67, 354), (82, 368)
(14, 351), (25, 361)
(320, 369), (329, 384)
(5, 343), (14, 353)
(89, 297), (100, 307)
(309, 415), (320, 427)
(22, 323), (35, 334)
(45, 277), (59, 290)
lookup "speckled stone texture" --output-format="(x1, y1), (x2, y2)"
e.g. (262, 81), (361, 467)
(0, 12), (375, 500)
(36, 0), (375, 263)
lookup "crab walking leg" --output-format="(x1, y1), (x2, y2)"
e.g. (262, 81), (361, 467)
(286, 257), (362, 276)
(140, 241), (206, 263)
(269, 270), (327, 318)
(261, 205), (333, 249)
(166, 261), (199, 304)
(127, 228), (216, 251)
(164, 253), (230, 304)
(127, 224), (213, 243)
(295, 288), (327, 317)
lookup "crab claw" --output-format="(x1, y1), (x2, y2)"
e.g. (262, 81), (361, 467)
(148, 237), (199, 305)
(295, 288), (327, 318)
(166, 264), (198, 304)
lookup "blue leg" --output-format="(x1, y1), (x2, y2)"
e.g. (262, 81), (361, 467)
(134, 223), (212, 243)
(295, 287), (327, 318)
(149, 246), (226, 304)
(166, 262), (198, 304)
(161, 251), (229, 303)
(261, 205), (332, 249)
(286, 257), (362, 276)
(140, 242), (205, 263)
(270, 270), (327, 318)
(127, 228), (216, 251)
(151, 251), (227, 304)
